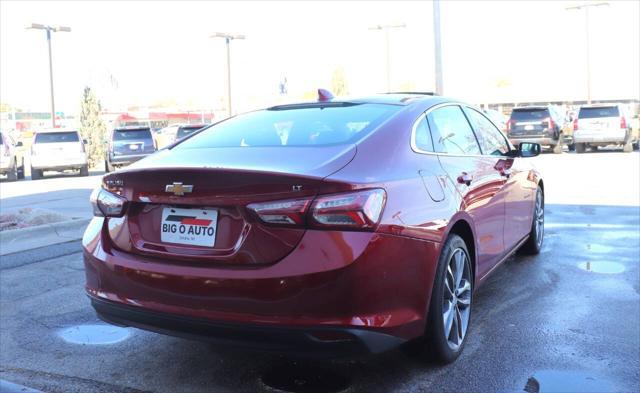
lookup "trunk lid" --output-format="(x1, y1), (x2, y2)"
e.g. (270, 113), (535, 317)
(103, 145), (355, 265)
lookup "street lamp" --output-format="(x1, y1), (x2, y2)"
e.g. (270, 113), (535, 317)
(433, 0), (444, 95)
(210, 32), (246, 117)
(368, 23), (406, 92)
(26, 23), (71, 128)
(566, 2), (609, 104)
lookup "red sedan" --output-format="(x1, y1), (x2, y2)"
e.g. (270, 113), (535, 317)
(84, 93), (544, 362)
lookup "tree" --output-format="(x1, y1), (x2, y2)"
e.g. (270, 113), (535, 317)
(78, 87), (107, 168)
(331, 67), (349, 96)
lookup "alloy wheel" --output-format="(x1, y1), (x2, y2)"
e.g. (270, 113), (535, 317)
(535, 190), (544, 248)
(442, 248), (472, 350)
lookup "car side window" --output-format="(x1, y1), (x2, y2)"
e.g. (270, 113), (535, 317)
(426, 105), (481, 155)
(413, 114), (434, 152)
(463, 107), (510, 156)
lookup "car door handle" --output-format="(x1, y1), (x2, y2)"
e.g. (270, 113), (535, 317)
(457, 172), (473, 186)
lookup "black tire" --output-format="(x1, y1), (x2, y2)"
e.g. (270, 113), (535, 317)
(17, 160), (25, 179)
(633, 141), (639, 151)
(520, 186), (544, 255)
(30, 167), (42, 180)
(79, 165), (89, 176)
(7, 160), (18, 181)
(575, 143), (586, 154)
(421, 233), (473, 364)
(568, 143), (576, 152)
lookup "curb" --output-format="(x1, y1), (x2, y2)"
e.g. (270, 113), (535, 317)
(0, 218), (91, 256)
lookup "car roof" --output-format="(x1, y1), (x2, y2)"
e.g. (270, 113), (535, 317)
(35, 128), (79, 133)
(268, 93), (446, 110)
(580, 104), (620, 108)
(114, 126), (151, 131)
(512, 106), (550, 111)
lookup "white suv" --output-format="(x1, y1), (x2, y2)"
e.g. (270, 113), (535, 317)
(30, 130), (89, 180)
(0, 131), (25, 181)
(573, 104), (636, 153)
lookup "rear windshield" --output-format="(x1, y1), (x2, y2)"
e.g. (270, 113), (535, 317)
(35, 132), (79, 144)
(509, 109), (549, 122)
(579, 106), (619, 119)
(175, 103), (401, 149)
(176, 125), (203, 140)
(113, 128), (153, 141)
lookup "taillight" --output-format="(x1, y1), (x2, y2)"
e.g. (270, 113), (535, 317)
(548, 117), (555, 130)
(309, 189), (386, 230)
(573, 118), (579, 131)
(90, 187), (128, 217)
(247, 197), (311, 226)
(247, 189), (387, 231)
(620, 117), (627, 129)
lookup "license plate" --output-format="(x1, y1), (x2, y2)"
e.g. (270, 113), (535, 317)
(129, 144), (140, 150)
(524, 125), (534, 131)
(161, 207), (218, 247)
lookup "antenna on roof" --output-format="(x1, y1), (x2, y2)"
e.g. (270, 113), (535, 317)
(317, 88), (335, 102)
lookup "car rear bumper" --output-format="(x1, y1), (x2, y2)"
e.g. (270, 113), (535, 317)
(109, 153), (151, 165)
(31, 154), (87, 170)
(509, 136), (558, 146)
(573, 129), (627, 144)
(91, 296), (406, 356)
(83, 217), (440, 353)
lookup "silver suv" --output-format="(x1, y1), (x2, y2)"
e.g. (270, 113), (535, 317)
(573, 104), (636, 153)
(30, 130), (89, 180)
(0, 132), (25, 181)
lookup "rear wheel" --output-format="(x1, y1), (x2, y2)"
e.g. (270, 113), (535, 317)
(575, 143), (586, 154)
(422, 234), (473, 364)
(17, 160), (25, 179)
(105, 159), (114, 173)
(30, 167), (42, 180)
(520, 187), (544, 255)
(79, 165), (89, 176)
(568, 143), (576, 152)
(7, 160), (18, 181)
(633, 141), (639, 151)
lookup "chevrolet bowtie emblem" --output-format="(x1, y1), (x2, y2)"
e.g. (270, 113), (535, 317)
(165, 182), (193, 196)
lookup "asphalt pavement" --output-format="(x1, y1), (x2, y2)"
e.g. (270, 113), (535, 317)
(0, 150), (639, 393)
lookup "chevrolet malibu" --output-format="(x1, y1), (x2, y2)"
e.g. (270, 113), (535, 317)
(84, 93), (544, 362)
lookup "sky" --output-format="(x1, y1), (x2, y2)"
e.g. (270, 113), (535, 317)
(1, 0), (639, 115)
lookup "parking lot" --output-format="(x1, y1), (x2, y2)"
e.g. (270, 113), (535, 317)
(0, 150), (638, 393)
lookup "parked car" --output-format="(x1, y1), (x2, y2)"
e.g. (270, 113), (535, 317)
(85, 93), (544, 363)
(0, 131), (25, 181)
(30, 129), (88, 180)
(156, 124), (208, 149)
(572, 104), (636, 153)
(506, 105), (566, 153)
(483, 108), (507, 131)
(105, 126), (157, 172)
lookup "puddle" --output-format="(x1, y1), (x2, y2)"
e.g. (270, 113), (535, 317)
(578, 261), (625, 274)
(261, 363), (350, 393)
(57, 324), (131, 345)
(523, 370), (616, 393)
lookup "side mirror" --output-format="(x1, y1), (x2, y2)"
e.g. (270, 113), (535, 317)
(519, 142), (541, 158)
(15, 141), (23, 147)
(83, 139), (89, 145)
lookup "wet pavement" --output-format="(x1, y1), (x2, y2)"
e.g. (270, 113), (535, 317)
(0, 152), (639, 392)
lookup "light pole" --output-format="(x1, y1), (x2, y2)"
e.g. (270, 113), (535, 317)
(210, 32), (246, 117)
(26, 23), (71, 128)
(433, 0), (443, 95)
(566, 2), (609, 104)
(368, 23), (406, 92)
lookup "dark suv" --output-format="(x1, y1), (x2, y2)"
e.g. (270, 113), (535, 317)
(105, 126), (156, 172)
(506, 105), (566, 154)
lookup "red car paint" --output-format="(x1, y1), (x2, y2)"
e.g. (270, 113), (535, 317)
(83, 94), (542, 354)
